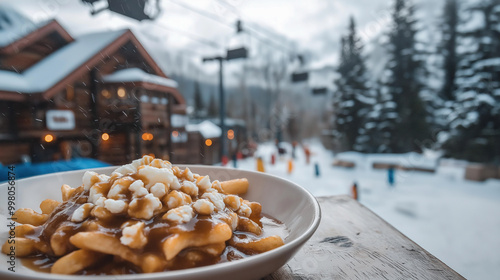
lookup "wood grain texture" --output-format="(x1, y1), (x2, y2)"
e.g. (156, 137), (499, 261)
(264, 195), (465, 280)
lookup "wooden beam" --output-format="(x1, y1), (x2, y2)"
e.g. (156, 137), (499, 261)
(265, 196), (465, 279)
(0, 20), (73, 55)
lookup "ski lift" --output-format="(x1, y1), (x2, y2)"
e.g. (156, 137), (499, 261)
(81, 0), (161, 21)
(291, 72), (309, 82)
(226, 47), (248, 61)
(311, 87), (327, 95)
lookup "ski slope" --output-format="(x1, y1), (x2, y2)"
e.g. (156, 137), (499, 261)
(234, 140), (500, 280)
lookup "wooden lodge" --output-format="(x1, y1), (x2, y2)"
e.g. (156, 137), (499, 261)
(0, 11), (190, 166)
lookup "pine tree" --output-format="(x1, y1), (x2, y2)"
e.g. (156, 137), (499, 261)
(355, 80), (396, 153)
(207, 92), (218, 118)
(193, 82), (204, 119)
(381, 0), (430, 153)
(333, 17), (372, 151)
(440, 0), (459, 101)
(442, 0), (500, 163)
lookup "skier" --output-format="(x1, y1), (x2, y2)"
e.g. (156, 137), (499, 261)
(388, 166), (395, 187)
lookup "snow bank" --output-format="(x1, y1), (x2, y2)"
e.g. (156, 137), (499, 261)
(186, 120), (221, 139)
(336, 151), (437, 170)
(234, 140), (500, 280)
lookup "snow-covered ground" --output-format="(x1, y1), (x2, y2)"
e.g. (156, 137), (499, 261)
(233, 140), (500, 280)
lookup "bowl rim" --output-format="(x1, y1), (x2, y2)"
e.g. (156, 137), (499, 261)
(0, 165), (321, 279)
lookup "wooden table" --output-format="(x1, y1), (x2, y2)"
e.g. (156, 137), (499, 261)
(265, 196), (465, 279)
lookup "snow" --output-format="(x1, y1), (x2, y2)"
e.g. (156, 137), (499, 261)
(186, 120), (221, 139)
(0, 29), (126, 93)
(102, 68), (178, 88)
(336, 150), (437, 170)
(341, 100), (354, 107)
(234, 140), (500, 280)
(458, 10), (484, 33)
(0, 4), (41, 47)
(476, 93), (495, 106)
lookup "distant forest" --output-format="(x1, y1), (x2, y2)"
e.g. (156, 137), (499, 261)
(331, 0), (500, 163)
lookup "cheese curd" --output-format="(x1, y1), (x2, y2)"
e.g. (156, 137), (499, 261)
(150, 182), (167, 199)
(128, 193), (162, 220)
(104, 198), (128, 214)
(238, 202), (252, 217)
(180, 180), (198, 197)
(193, 198), (215, 215)
(196, 176), (212, 192)
(129, 180), (148, 198)
(162, 205), (194, 223)
(71, 203), (94, 222)
(82, 171), (99, 191)
(120, 222), (147, 249)
(201, 191), (225, 211)
(138, 165), (176, 190)
(164, 190), (192, 209)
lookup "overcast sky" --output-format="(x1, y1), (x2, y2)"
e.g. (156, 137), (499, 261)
(0, 0), (445, 91)
(1, 0), (443, 63)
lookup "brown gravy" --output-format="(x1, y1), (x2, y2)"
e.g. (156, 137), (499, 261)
(21, 214), (287, 274)
(17, 164), (288, 275)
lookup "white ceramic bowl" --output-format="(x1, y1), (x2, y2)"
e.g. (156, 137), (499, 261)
(0, 165), (321, 280)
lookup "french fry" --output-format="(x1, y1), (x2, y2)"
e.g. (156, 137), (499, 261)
(69, 232), (141, 267)
(221, 178), (249, 195)
(14, 224), (36, 237)
(245, 201), (262, 222)
(12, 208), (48, 226)
(162, 223), (232, 260)
(40, 199), (61, 214)
(219, 212), (238, 231)
(196, 242), (226, 256)
(141, 253), (167, 273)
(61, 184), (76, 201)
(51, 225), (76, 256)
(179, 243), (226, 267)
(230, 235), (284, 254)
(237, 216), (262, 235)
(51, 249), (105, 275)
(1, 238), (36, 257)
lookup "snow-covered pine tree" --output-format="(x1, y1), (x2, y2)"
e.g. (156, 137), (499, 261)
(333, 17), (372, 151)
(441, 0), (460, 102)
(355, 80), (396, 153)
(433, 0), (461, 134)
(442, 0), (500, 163)
(193, 81), (204, 119)
(381, 0), (431, 152)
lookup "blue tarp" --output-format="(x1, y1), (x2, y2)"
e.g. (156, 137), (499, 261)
(0, 158), (111, 182)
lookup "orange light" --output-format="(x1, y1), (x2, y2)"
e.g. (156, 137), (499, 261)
(172, 131), (179, 137)
(101, 89), (111, 99)
(44, 134), (54, 143)
(227, 129), (235, 140)
(117, 87), (126, 98)
(142, 133), (154, 141)
(101, 133), (110, 141)
(205, 139), (212, 147)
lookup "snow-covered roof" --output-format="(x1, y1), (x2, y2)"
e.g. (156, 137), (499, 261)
(186, 120), (222, 139)
(0, 29), (126, 93)
(102, 68), (177, 88)
(209, 118), (246, 127)
(0, 4), (41, 47)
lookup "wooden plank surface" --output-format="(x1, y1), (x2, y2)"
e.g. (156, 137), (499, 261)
(265, 196), (464, 280)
